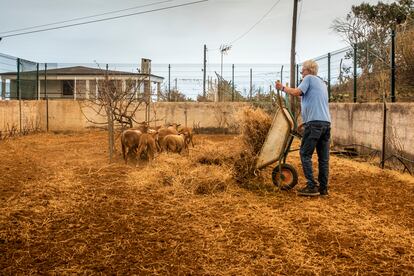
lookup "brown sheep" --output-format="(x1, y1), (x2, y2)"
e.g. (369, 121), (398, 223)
(161, 134), (186, 154)
(132, 122), (161, 134)
(179, 126), (194, 148)
(157, 127), (179, 151)
(130, 122), (162, 152)
(136, 131), (158, 162)
(167, 123), (181, 130)
(121, 129), (142, 164)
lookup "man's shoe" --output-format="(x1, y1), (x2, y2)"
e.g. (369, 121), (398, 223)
(319, 188), (328, 196)
(297, 186), (320, 196)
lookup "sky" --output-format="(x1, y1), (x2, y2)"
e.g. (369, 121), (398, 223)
(0, 0), (394, 65)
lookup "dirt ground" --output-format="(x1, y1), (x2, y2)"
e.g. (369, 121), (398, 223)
(0, 130), (413, 275)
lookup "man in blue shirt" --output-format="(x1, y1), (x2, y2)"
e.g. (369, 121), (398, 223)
(276, 60), (331, 196)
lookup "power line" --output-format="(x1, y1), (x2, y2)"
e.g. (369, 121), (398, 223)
(230, 0), (282, 45)
(1, 0), (208, 38)
(0, 0), (175, 35)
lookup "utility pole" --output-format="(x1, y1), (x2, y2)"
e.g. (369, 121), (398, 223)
(289, 0), (299, 115)
(219, 44), (231, 102)
(249, 68), (252, 100)
(203, 44), (207, 98)
(168, 64), (171, 101)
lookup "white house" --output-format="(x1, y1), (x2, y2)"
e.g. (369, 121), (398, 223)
(0, 59), (164, 100)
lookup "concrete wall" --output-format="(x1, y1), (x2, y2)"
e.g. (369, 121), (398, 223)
(0, 100), (46, 135)
(330, 103), (414, 157)
(0, 100), (250, 133)
(0, 100), (413, 157)
(146, 102), (249, 132)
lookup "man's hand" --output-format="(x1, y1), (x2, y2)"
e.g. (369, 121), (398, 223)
(275, 81), (302, 97)
(275, 81), (283, 91)
(297, 123), (305, 135)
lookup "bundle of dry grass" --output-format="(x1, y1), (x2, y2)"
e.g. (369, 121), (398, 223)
(233, 107), (272, 184)
(239, 107), (273, 154)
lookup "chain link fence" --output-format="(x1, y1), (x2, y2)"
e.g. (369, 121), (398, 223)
(0, 22), (413, 103)
(18, 59), (38, 99)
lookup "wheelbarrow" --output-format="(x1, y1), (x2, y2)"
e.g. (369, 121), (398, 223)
(255, 105), (301, 190)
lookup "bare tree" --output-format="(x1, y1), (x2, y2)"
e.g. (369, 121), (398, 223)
(79, 69), (147, 162)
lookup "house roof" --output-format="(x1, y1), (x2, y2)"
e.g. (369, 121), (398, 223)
(0, 65), (164, 80)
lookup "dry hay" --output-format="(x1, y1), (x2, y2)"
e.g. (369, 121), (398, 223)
(143, 151), (232, 196)
(233, 107), (272, 184)
(190, 136), (242, 166)
(239, 106), (272, 154)
(182, 166), (230, 195)
(1, 130), (414, 275)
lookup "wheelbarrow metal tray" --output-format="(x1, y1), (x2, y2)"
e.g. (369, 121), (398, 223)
(256, 107), (294, 169)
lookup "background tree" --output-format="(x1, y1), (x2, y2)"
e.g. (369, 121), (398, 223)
(331, 0), (414, 101)
(332, 0), (413, 70)
(158, 87), (194, 102)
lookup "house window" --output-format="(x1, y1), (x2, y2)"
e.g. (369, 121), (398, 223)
(62, 80), (74, 96)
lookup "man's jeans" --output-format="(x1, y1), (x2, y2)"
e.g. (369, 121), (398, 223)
(300, 121), (331, 190)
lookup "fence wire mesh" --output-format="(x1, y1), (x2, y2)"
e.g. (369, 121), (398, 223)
(0, 20), (413, 103)
(19, 59), (38, 100)
(317, 48), (354, 102)
(0, 53), (17, 100)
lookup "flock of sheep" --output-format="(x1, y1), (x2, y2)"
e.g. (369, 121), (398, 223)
(120, 123), (194, 164)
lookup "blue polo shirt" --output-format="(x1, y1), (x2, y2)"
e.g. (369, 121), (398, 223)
(298, 75), (331, 124)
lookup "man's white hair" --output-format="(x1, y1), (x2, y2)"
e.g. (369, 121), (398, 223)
(302, 60), (319, 75)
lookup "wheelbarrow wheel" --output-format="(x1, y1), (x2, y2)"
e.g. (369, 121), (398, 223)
(271, 163), (298, 190)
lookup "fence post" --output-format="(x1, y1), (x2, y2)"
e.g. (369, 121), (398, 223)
(269, 85), (272, 104)
(353, 44), (357, 103)
(381, 102), (387, 169)
(45, 63), (49, 132)
(390, 29), (396, 103)
(17, 58), (20, 100)
(232, 64), (234, 102)
(17, 58), (22, 132)
(280, 65), (283, 88)
(36, 63), (39, 100)
(249, 68), (252, 100)
(328, 52), (331, 102)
